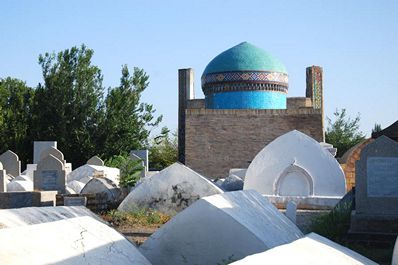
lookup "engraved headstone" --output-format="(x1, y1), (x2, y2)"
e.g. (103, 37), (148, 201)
(0, 150), (21, 178)
(87, 156), (104, 166)
(350, 136), (398, 234)
(33, 154), (66, 194)
(33, 141), (57, 164)
(64, 196), (87, 206)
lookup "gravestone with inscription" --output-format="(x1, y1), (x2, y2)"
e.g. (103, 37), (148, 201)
(33, 154), (66, 194)
(350, 136), (398, 234)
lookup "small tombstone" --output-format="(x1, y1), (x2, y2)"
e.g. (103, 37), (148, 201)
(0, 150), (21, 178)
(33, 141), (57, 164)
(33, 154), (66, 194)
(0, 162), (7, 192)
(350, 136), (398, 233)
(286, 201), (297, 224)
(87, 156), (104, 166)
(130, 150), (148, 170)
(40, 147), (65, 164)
(130, 153), (145, 178)
(64, 196), (87, 206)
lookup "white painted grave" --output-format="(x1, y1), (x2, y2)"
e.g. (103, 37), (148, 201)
(244, 130), (346, 209)
(67, 164), (120, 186)
(118, 162), (223, 215)
(0, 206), (101, 228)
(140, 190), (303, 265)
(0, 216), (151, 265)
(230, 233), (376, 265)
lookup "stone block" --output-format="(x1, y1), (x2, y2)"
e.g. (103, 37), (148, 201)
(33, 141), (57, 164)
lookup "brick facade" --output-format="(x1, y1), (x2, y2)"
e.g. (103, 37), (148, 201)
(340, 138), (374, 191)
(185, 108), (323, 178)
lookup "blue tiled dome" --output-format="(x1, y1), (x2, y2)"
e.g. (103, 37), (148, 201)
(201, 42), (288, 110)
(203, 42), (287, 75)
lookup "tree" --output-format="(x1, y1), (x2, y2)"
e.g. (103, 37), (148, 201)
(325, 109), (365, 158)
(149, 127), (177, 170)
(372, 123), (382, 134)
(31, 45), (105, 166)
(0, 77), (34, 165)
(104, 152), (144, 188)
(101, 65), (162, 158)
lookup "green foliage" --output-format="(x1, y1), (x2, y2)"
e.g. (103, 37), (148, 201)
(104, 153), (144, 188)
(325, 108), (365, 158)
(310, 202), (352, 243)
(0, 77), (34, 165)
(372, 123), (382, 134)
(31, 45), (105, 167)
(149, 127), (177, 170)
(101, 65), (162, 158)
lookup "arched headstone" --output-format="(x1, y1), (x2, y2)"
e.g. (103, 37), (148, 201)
(40, 147), (65, 164)
(0, 150), (21, 178)
(33, 154), (66, 194)
(87, 156), (104, 166)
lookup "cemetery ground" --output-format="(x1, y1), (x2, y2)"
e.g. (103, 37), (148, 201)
(100, 208), (171, 245)
(99, 204), (392, 264)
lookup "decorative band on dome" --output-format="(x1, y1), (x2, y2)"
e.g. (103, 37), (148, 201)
(203, 82), (288, 95)
(201, 70), (288, 87)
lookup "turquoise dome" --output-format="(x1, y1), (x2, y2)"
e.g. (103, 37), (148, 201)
(203, 42), (287, 75)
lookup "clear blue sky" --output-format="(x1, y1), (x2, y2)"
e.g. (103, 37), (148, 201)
(1, 0), (397, 137)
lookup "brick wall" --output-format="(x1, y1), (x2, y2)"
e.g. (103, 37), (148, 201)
(340, 138), (374, 191)
(185, 108), (323, 178)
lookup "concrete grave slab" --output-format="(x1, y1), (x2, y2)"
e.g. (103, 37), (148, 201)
(0, 150), (21, 177)
(80, 177), (122, 203)
(118, 162), (223, 215)
(230, 233), (376, 265)
(67, 179), (87, 194)
(140, 190), (303, 265)
(0, 191), (56, 209)
(0, 206), (100, 228)
(244, 130), (346, 209)
(0, 216), (151, 265)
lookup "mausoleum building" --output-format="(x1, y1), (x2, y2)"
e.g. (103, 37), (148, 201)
(178, 42), (325, 178)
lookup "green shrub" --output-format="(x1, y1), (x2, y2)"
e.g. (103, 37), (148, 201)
(310, 202), (352, 242)
(105, 152), (144, 188)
